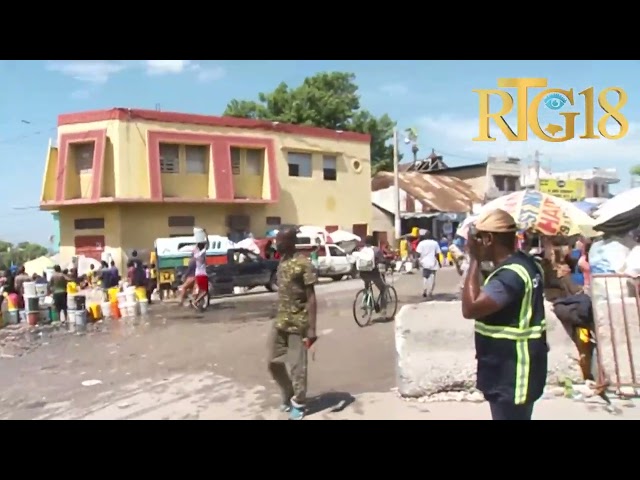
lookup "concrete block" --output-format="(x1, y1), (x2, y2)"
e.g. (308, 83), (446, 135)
(395, 301), (583, 398)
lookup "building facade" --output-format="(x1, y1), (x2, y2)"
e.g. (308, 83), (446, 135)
(40, 108), (372, 269)
(522, 166), (619, 200)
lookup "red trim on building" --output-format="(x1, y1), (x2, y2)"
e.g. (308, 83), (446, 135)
(146, 131), (279, 202)
(58, 108), (371, 144)
(55, 130), (107, 202)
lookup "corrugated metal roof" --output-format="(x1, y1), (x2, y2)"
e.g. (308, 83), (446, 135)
(371, 171), (481, 213)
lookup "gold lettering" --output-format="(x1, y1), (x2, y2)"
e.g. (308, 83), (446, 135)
(472, 89), (516, 141)
(579, 87), (598, 139)
(528, 88), (579, 143)
(498, 78), (548, 141)
(597, 87), (629, 140)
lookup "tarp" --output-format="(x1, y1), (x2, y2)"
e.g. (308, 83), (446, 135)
(23, 256), (55, 276)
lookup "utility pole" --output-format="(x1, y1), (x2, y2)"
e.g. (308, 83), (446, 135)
(534, 150), (542, 190)
(393, 128), (402, 241)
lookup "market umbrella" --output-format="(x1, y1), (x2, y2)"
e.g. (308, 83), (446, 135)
(593, 187), (640, 225)
(455, 215), (479, 240)
(573, 200), (599, 215)
(478, 190), (597, 237)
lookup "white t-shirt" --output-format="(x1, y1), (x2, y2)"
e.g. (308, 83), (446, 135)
(194, 247), (207, 276)
(416, 239), (441, 271)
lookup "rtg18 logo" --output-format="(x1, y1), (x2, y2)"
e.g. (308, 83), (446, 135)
(472, 78), (629, 143)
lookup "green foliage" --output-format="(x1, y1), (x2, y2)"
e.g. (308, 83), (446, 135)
(631, 165), (640, 176)
(223, 72), (398, 173)
(0, 240), (48, 267)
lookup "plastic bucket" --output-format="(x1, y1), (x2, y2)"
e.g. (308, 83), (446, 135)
(125, 287), (136, 304)
(7, 310), (18, 325)
(49, 308), (59, 323)
(135, 286), (147, 301)
(138, 299), (149, 315)
(35, 283), (47, 297)
(101, 302), (112, 318)
(194, 227), (207, 243)
(18, 310), (26, 324)
(123, 302), (138, 317)
(111, 301), (121, 319)
(67, 294), (78, 310)
(27, 311), (39, 326)
(75, 310), (87, 327)
(88, 303), (102, 321)
(108, 288), (120, 303)
(67, 282), (78, 294)
(40, 308), (50, 324)
(25, 296), (40, 312)
(23, 282), (37, 298)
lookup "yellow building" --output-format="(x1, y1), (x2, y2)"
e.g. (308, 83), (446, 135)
(40, 108), (372, 269)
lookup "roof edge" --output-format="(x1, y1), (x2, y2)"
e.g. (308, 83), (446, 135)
(57, 108), (372, 144)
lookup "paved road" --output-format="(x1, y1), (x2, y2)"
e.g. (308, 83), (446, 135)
(0, 268), (462, 419)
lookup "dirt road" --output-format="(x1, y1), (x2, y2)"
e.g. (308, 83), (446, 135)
(0, 269), (461, 419)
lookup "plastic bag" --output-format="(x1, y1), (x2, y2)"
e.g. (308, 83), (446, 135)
(589, 236), (634, 274)
(623, 245), (640, 278)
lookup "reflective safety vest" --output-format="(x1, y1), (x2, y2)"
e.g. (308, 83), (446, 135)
(475, 254), (547, 405)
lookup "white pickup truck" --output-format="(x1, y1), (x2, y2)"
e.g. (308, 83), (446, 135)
(295, 242), (356, 281)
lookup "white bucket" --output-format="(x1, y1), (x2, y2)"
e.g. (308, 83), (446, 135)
(23, 282), (37, 298)
(39, 308), (50, 323)
(123, 302), (138, 317)
(125, 287), (136, 304)
(67, 294), (78, 310)
(75, 310), (87, 327)
(194, 227), (207, 243)
(101, 302), (112, 318)
(18, 310), (26, 324)
(35, 283), (47, 297)
(138, 299), (149, 315)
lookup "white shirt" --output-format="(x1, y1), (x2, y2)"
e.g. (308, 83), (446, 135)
(416, 239), (441, 271)
(194, 247), (207, 276)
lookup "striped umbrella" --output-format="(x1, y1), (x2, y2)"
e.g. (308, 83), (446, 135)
(478, 190), (597, 237)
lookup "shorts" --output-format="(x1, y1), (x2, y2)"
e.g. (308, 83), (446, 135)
(422, 269), (436, 279)
(53, 292), (67, 312)
(195, 275), (208, 292)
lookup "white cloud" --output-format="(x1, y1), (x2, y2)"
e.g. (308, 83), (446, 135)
(193, 65), (226, 83)
(144, 60), (226, 82)
(418, 114), (640, 167)
(379, 83), (409, 96)
(144, 60), (193, 75)
(47, 60), (126, 84)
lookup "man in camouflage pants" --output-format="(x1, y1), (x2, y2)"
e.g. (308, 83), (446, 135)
(268, 228), (318, 420)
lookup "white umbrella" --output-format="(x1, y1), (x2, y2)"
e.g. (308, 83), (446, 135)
(455, 215), (479, 240)
(593, 187), (640, 224)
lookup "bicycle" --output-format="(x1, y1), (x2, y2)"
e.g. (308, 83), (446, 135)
(352, 267), (398, 327)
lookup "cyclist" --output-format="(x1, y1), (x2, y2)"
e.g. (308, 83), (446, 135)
(354, 236), (387, 312)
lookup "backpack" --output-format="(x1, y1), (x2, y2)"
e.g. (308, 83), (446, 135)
(356, 247), (376, 272)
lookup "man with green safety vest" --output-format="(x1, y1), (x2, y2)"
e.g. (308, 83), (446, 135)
(461, 209), (547, 421)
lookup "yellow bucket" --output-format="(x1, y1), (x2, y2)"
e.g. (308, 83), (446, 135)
(135, 286), (147, 301)
(88, 303), (102, 321)
(67, 282), (78, 294)
(107, 287), (120, 303)
(411, 227), (419, 237)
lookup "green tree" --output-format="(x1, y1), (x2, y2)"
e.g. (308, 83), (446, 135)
(223, 72), (397, 173)
(631, 165), (640, 176)
(0, 241), (49, 267)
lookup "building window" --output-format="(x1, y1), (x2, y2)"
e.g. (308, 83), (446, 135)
(160, 143), (180, 173)
(230, 147), (241, 175)
(168, 216), (195, 228)
(72, 142), (95, 173)
(185, 145), (208, 174)
(245, 149), (263, 175)
(266, 216), (281, 226)
(323, 155), (337, 181)
(287, 152), (312, 177)
(74, 218), (105, 230)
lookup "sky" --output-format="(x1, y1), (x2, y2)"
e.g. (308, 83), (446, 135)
(1, 59), (638, 245)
